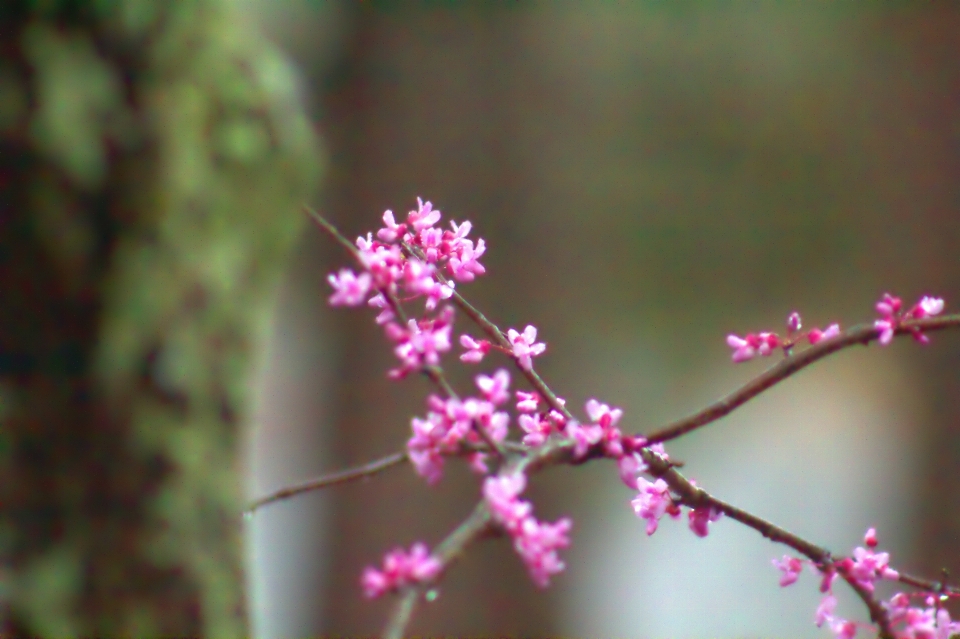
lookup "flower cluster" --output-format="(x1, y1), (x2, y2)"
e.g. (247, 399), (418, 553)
(482, 473), (572, 587)
(874, 293), (944, 346)
(327, 198), (489, 377)
(773, 528), (960, 639)
(727, 311), (840, 363)
(631, 473), (722, 538)
(361, 542), (442, 599)
(407, 370), (512, 484)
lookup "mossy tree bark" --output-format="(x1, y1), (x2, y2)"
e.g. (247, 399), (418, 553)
(0, 2), (320, 636)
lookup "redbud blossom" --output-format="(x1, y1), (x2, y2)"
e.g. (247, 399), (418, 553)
(361, 542), (441, 599)
(376, 209), (405, 242)
(787, 311), (802, 332)
(507, 325), (546, 371)
(515, 390), (540, 413)
(459, 334), (490, 363)
(327, 269), (372, 306)
(772, 555), (805, 587)
(688, 505), (722, 538)
(407, 197), (441, 232)
(632, 477), (673, 535)
(808, 323), (841, 345)
(518, 413), (553, 447)
(475, 369), (511, 406)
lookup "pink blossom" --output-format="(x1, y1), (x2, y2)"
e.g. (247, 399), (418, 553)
(846, 545), (899, 591)
(616, 453), (645, 490)
(816, 594), (838, 627)
(688, 505), (722, 538)
(407, 197), (441, 232)
(367, 292), (395, 324)
(516, 390), (540, 413)
(376, 209), (406, 242)
(632, 477), (673, 535)
(772, 555), (805, 587)
(507, 325), (546, 371)
(475, 369), (511, 406)
(565, 419), (603, 459)
(357, 238), (404, 288)
(513, 516), (572, 588)
(915, 296), (945, 318)
(876, 293), (902, 317)
(726, 334), (757, 362)
(483, 474), (532, 533)
(361, 542), (441, 599)
(418, 226), (444, 263)
(864, 527), (878, 549)
(401, 258), (454, 310)
(874, 318), (896, 346)
(518, 413), (553, 447)
(459, 334), (491, 363)
(809, 323), (841, 344)
(327, 269), (372, 306)
(447, 237), (487, 282)
(787, 311), (802, 332)
(584, 398), (625, 457)
(387, 307), (454, 378)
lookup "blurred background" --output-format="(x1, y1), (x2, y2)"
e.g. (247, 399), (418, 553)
(3, 2), (959, 638)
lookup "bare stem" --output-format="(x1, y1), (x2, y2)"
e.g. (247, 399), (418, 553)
(246, 451), (407, 513)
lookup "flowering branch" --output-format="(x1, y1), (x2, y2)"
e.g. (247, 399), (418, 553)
(294, 199), (960, 639)
(645, 313), (960, 446)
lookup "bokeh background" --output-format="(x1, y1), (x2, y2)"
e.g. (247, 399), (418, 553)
(3, 2), (960, 638)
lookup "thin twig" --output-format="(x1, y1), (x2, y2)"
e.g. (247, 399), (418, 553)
(246, 452), (408, 513)
(645, 314), (960, 445)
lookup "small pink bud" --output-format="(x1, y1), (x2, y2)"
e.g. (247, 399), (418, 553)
(787, 312), (802, 333)
(864, 527), (878, 548)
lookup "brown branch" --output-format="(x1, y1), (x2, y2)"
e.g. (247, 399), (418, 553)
(645, 314), (960, 445)
(246, 452), (408, 513)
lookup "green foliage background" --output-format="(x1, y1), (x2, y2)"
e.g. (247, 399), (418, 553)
(0, 1), (320, 635)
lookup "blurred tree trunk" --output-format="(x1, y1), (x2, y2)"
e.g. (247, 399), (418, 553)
(0, 1), (319, 636)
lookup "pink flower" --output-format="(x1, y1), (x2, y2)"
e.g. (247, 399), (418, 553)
(407, 197), (441, 232)
(616, 453), (645, 490)
(376, 209), (406, 242)
(565, 419), (603, 459)
(507, 325), (546, 371)
(447, 237), (486, 282)
(876, 293), (902, 317)
(632, 477), (672, 536)
(846, 545), (899, 591)
(387, 308), (454, 378)
(483, 473), (531, 533)
(727, 332), (782, 362)
(513, 516), (572, 588)
(361, 542), (441, 599)
(518, 413), (552, 447)
(916, 296), (945, 318)
(459, 334), (491, 363)
(874, 318), (896, 346)
(816, 594), (838, 627)
(688, 505), (722, 538)
(727, 334), (757, 362)
(584, 398), (625, 458)
(327, 269), (372, 306)
(475, 369), (510, 406)
(516, 391), (540, 413)
(772, 555), (805, 587)
(864, 527), (878, 549)
(787, 311), (802, 332)
(808, 323), (841, 344)
(367, 292), (395, 324)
